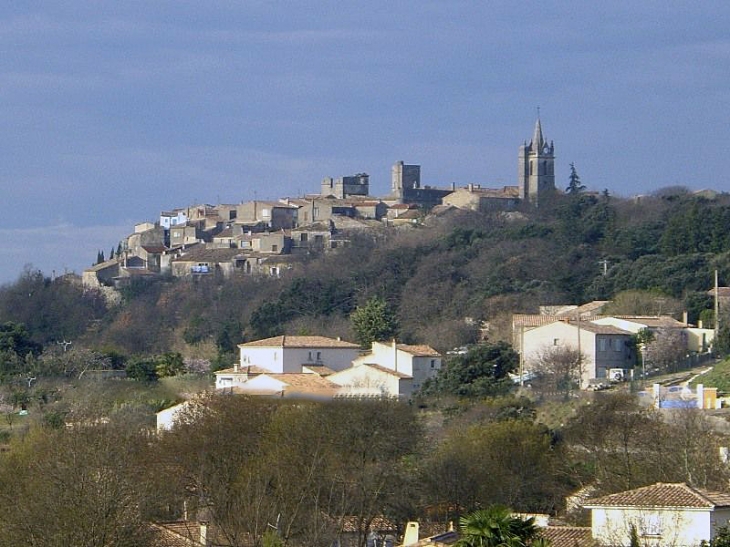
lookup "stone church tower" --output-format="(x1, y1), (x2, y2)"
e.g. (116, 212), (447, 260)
(518, 118), (555, 206)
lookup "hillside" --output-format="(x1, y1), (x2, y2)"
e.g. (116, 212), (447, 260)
(1, 187), (730, 369)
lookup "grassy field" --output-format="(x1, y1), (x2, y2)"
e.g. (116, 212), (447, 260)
(689, 358), (730, 393)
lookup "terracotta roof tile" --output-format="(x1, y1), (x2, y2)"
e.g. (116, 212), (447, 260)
(265, 373), (337, 389)
(538, 526), (593, 547)
(513, 314), (563, 328)
(513, 316), (632, 335)
(570, 321), (632, 335)
(302, 365), (337, 376)
(584, 482), (730, 509)
(240, 335), (359, 349)
(397, 344), (441, 357)
(556, 301), (610, 317)
(360, 363), (412, 379)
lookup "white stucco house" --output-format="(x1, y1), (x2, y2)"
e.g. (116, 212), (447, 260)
(355, 341), (442, 391)
(327, 341), (441, 398)
(592, 315), (714, 354)
(521, 320), (635, 387)
(328, 363), (414, 398)
(237, 335), (361, 374)
(233, 372), (338, 399)
(583, 482), (730, 546)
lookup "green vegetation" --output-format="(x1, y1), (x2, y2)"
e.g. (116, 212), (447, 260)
(456, 506), (538, 547)
(1, 189), (728, 371)
(0, 188), (729, 543)
(689, 358), (730, 392)
(421, 342), (518, 398)
(350, 296), (399, 347)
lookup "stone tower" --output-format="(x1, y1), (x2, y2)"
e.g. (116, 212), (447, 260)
(518, 118), (555, 206)
(391, 161), (421, 203)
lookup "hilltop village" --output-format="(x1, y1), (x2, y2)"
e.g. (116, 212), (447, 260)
(83, 119), (554, 288)
(3, 119), (730, 547)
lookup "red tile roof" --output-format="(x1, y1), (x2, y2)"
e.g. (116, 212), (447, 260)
(360, 363), (412, 379)
(538, 526), (593, 547)
(397, 344), (441, 357)
(264, 373), (337, 389)
(240, 335), (359, 349)
(584, 482), (730, 509)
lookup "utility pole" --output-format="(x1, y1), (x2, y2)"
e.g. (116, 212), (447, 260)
(715, 269), (720, 352)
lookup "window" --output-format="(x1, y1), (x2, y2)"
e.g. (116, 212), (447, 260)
(300, 233), (308, 242)
(598, 339), (608, 352)
(640, 514), (661, 537)
(262, 208), (271, 218)
(316, 351), (322, 362)
(613, 338), (623, 351)
(553, 338), (559, 346)
(430, 359), (436, 368)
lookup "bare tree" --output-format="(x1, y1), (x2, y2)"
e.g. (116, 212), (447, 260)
(645, 328), (687, 373)
(534, 344), (586, 398)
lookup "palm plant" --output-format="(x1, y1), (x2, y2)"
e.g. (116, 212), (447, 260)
(456, 506), (540, 547)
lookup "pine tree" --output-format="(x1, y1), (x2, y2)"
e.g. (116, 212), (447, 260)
(566, 162), (586, 194)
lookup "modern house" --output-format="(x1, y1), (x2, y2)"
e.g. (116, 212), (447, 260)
(521, 320), (635, 386)
(328, 341), (442, 398)
(583, 482), (730, 546)
(237, 335), (362, 374)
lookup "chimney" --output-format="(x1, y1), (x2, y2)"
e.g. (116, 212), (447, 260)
(682, 311), (688, 325)
(234, 363), (239, 372)
(403, 522), (419, 546)
(199, 522), (208, 546)
(392, 338), (398, 372)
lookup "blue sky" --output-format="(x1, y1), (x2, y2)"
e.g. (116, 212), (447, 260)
(0, 2), (728, 283)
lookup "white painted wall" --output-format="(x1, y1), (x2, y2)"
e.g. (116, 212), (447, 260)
(239, 345), (360, 373)
(329, 364), (412, 398)
(591, 506), (714, 546)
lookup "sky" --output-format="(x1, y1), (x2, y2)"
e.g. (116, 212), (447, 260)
(0, 1), (728, 283)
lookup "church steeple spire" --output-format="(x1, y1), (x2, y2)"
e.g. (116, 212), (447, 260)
(532, 117), (545, 151)
(518, 114), (555, 206)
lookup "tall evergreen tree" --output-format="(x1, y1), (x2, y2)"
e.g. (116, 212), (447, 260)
(566, 162), (586, 194)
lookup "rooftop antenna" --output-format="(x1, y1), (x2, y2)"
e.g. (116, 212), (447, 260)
(537, 105), (541, 119)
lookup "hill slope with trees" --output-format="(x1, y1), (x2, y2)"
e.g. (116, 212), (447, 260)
(1, 186), (729, 374)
